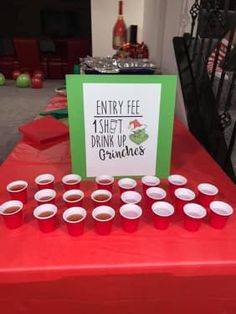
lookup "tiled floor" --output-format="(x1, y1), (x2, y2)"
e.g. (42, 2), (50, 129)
(0, 79), (64, 163)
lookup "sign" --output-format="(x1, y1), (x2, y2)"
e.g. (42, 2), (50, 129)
(66, 75), (176, 178)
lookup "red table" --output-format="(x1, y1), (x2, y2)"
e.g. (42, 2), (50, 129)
(0, 116), (235, 314)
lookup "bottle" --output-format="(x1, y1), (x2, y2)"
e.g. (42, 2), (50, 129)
(129, 25), (138, 45)
(112, 1), (127, 50)
(127, 25), (139, 58)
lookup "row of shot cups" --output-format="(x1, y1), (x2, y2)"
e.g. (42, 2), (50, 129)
(5, 174), (158, 203)
(0, 200), (142, 235)
(1, 174), (234, 232)
(5, 174), (134, 203)
(0, 187), (155, 233)
(4, 172), (221, 202)
(5, 173), (176, 201)
(4, 173), (221, 211)
(0, 197), (232, 235)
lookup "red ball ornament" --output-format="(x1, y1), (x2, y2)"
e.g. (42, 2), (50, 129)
(31, 76), (43, 89)
(33, 70), (44, 81)
(12, 69), (21, 80)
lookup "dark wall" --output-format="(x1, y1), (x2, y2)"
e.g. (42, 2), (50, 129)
(0, 0), (91, 38)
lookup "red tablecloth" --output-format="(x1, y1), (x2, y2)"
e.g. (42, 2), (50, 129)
(0, 116), (235, 314)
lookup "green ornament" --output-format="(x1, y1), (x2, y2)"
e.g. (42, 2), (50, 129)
(0, 73), (6, 86)
(16, 74), (31, 88)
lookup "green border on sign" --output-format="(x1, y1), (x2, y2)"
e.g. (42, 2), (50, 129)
(66, 74), (177, 179)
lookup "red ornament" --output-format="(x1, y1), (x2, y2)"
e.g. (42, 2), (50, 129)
(12, 69), (21, 80)
(33, 70), (44, 81)
(31, 76), (43, 89)
(116, 42), (149, 59)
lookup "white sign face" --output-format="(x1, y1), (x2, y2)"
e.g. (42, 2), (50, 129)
(83, 83), (161, 177)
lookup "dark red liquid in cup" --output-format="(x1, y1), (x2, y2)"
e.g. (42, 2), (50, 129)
(96, 213), (111, 220)
(66, 179), (78, 184)
(9, 184), (26, 191)
(67, 214), (83, 222)
(38, 211), (53, 218)
(94, 194), (109, 202)
(39, 196), (53, 201)
(3, 206), (20, 214)
(39, 179), (51, 184)
(99, 179), (111, 184)
(66, 195), (81, 202)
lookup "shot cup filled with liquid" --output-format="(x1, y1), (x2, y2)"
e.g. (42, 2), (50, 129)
(7, 180), (28, 204)
(0, 200), (24, 229)
(33, 203), (57, 233)
(63, 206), (87, 236)
(92, 205), (115, 235)
(91, 189), (112, 206)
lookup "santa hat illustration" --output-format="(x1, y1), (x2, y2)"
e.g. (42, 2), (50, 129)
(128, 119), (146, 131)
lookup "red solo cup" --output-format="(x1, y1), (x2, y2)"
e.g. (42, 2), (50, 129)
(197, 183), (219, 209)
(0, 200), (24, 229)
(121, 191), (142, 205)
(63, 207), (87, 236)
(151, 201), (174, 230)
(168, 174), (187, 198)
(146, 187), (167, 210)
(62, 174), (81, 191)
(35, 173), (55, 190)
(209, 201), (234, 229)
(63, 189), (84, 208)
(34, 189), (56, 205)
(174, 188), (196, 214)
(91, 189), (112, 207)
(33, 204), (57, 233)
(183, 203), (207, 232)
(119, 204), (142, 233)
(141, 175), (160, 194)
(6, 180), (28, 204)
(118, 178), (137, 194)
(95, 175), (114, 191)
(92, 206), (115, 235)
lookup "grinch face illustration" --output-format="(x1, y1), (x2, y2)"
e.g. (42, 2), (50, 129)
(128, 119), (149, 145)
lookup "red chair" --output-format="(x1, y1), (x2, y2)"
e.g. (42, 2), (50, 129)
(47, 59), (67, 79)
(46, 38), (91, 78)
(13, 38), (43, 75)
(46, 38), (68, 79)
(0, 56), (19, 78)
(0, 38), (19, 78)
(67, 39), (91, 73)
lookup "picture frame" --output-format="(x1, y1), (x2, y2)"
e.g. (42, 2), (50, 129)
(66, 74), (176, 179)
